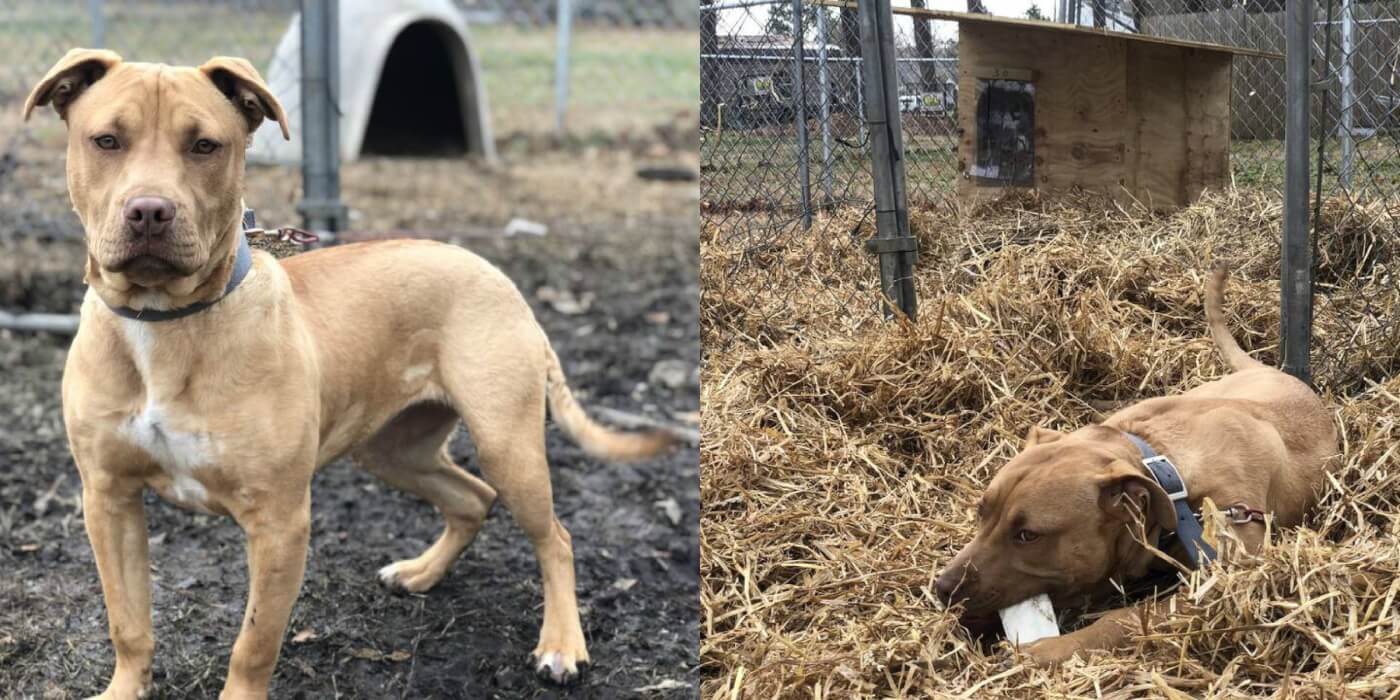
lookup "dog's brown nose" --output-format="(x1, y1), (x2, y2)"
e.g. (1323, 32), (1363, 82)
(123, 196), (176, 238)
(935, 566), (972, 604)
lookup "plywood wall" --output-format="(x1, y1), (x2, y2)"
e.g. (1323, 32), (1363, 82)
(957, 24), (1232, 208)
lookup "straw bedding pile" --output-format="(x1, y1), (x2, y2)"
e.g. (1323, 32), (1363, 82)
(700, 188), (1400, 698)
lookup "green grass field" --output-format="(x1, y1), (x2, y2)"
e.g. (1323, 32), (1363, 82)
(472, 24), (698, 136)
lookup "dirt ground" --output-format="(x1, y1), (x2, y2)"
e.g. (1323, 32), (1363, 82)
(0, 128), (700, 697)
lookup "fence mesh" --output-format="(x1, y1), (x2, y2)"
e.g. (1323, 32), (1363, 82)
(467, 0), (698, 140)
(700, 1), (1290, 218)
(0, 1), (302, 154)
(1304, 0), (1400, 392)
(700, 0), (1399, 391)
(0, 1), (697, 154)
(701, 2), (890, 343)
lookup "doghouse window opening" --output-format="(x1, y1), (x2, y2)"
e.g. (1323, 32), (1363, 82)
(971, 78), (1035, 187)
(361, 21), (470, 157)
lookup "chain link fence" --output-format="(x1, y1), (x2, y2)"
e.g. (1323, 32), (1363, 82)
(0, 0), (303, 170)
(700, 0), (1288, 227)
(701, 2), (891, 344)
(700, 0), (1400, 392)
(1302, 0), (1400, 391)
(465, 0), (698, 140)
(0, 0), (698, 173)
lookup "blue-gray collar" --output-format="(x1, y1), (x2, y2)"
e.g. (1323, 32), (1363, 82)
(106, 210), (255, 322)
(1122, 431), (1217, 568)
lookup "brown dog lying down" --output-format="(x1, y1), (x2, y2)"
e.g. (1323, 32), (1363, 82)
(25, 49), (674, 698)
(934, 265), (1338, 666)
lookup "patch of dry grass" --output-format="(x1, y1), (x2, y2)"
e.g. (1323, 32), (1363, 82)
(700, 189), (1400, 697)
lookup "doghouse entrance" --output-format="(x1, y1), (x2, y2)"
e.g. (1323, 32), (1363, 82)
(970, 78), (1035, 186)
(360, 21), (471, 157)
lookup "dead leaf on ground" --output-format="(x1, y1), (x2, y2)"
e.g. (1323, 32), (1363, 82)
(346, 647), (412, 662)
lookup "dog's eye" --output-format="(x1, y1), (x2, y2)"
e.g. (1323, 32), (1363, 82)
(191, 138), (221, 155)
(1013, 529), (1039, 544)
(92, 135), (120, 151)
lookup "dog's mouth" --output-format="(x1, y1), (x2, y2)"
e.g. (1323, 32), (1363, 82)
(954, 611), (1006, 647)
(116, 254), (177, 275)
(111, 254), (191, 284)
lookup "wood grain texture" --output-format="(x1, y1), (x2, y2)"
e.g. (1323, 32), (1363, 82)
(957, 24), (1232, 209)
(817, 1), (1283, 60)
(958, 23), (1128, 204)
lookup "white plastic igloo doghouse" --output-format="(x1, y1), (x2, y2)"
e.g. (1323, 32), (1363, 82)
(249, 0), (496, 164)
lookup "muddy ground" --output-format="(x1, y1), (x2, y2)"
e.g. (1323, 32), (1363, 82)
(0, 130), (700, 698)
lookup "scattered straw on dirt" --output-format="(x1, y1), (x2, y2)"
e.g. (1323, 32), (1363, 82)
(700, 188), (1400, 697)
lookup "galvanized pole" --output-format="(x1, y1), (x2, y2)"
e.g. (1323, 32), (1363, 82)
(855, 56), (866, 143)
(793, 0), (812, 228)
(88, 0), (104, 48)
(1340, 0), (1355, 187)
(1282, 0), (1312, 382)
(817, 6), (834, 208)
(858, 0), (917, 321)
(298, 0), (348, 233)
(554, 0), (574, 133)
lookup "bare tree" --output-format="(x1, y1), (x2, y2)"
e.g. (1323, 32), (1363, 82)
(912, 0), (935, 89)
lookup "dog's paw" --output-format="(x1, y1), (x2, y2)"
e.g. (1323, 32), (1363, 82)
(530, 649), (589, 685)
(376, 560), (443, 594)
(1020, 636), (1083, 667)
(85, 680), (153, 700)
(376, 562), (405, 589)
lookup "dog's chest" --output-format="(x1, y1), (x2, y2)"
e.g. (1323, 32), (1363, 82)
(116, 320), (218, 509)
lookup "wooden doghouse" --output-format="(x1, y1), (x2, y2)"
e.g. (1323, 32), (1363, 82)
(892, 8), (1282, 209)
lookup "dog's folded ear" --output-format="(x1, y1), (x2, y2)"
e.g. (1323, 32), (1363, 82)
(1098, 471), (1176, 529)
(1024, 426), (1066, 448)
(24, 48), (122, 121)
(199, 56), (290, 140)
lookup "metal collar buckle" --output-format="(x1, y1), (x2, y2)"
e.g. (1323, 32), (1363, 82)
(1225, 503), (1267, 524)
(1191, 503), (1268, 525)
(1141, 455), (1188, 501)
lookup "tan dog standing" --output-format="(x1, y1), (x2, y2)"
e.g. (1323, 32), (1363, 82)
(26, 49), (673, 699)
(935, 266), (1338, 666)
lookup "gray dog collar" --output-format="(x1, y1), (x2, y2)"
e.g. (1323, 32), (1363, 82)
(1122, 431), (1218, 568)
(105, 209), (256, 322)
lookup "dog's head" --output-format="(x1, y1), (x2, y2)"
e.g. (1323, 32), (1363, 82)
(934, 426), (1176, 620)
(24, 49), (289, 309)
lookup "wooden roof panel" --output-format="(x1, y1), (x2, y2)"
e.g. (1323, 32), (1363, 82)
(816, 2), (1284, 61)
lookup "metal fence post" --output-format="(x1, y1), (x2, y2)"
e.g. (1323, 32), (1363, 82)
(298, 0), (348, 233)
(88, 0), (105, 48)
(1282, 0), (1312, 382)
(817, 6), (833, 208)
(858, 0), (916, 321)
(793, 0), (812, 228)
(554, 0), (575, 133)
(1339, 0), (1355, 187)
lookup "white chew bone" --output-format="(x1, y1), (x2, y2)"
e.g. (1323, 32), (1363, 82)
(998, 594), (1060, 646)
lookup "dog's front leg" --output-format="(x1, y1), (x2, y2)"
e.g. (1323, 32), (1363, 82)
(221, 489), (311, 700)
(81, 474), (154, 700)
(1021, 600), (1168, 666)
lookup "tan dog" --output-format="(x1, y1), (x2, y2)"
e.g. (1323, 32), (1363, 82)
(934, 265), (1338, 666)
(26, 49), (673, 699)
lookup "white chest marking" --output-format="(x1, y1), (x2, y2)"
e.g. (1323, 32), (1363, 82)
(118, 320), (215, 506)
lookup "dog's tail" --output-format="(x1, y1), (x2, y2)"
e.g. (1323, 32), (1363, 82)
(543, 342), (677, 462)
(1206, 263), (1264, 372)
